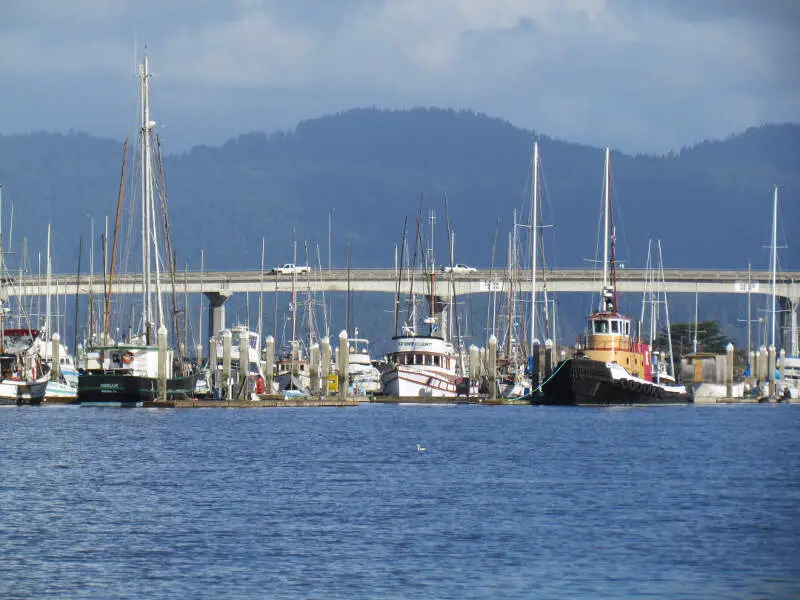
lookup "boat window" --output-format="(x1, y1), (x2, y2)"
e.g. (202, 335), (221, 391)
(434, 355), (440, 367)
(611, 320), (619, 333)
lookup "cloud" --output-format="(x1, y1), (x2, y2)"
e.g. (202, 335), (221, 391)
(0, 0), (796, 153)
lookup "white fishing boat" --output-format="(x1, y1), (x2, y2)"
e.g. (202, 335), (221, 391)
(0, 328), (50, 405)
(383, 202), (480, 398)
(347, 329), (381, 396)
(381, 333), (476, 397)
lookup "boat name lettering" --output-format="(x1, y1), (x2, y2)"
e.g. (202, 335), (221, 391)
(100, 383), (122, 392)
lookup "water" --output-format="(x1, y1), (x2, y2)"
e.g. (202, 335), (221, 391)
(2, 404), (799, 599)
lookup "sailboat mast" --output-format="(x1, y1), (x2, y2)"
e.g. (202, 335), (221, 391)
(658, 241), (676, 378)
(291, 238), (297, 345)
(258, 237), (264, 347)
(602, 147), (610, 309)
(692, 284), (699, 353)
(770, 185), (778, 350)
(530, 141), (539, 358)
(89, 217), (95, 343)
(105, 138), (127, 345)
(45, 224), (52, 341)
(140, 54), (153, 342)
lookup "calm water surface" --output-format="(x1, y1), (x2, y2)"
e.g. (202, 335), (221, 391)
(1, 404), (799, 599)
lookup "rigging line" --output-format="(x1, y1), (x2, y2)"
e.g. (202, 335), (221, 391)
(393, 216), (408, 337)
(406, 192), (425, 329)
(155, 134), (183, 363)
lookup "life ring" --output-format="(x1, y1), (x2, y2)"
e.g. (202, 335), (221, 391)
(255, 375), (266, 395)
(122, 351), (135, 365)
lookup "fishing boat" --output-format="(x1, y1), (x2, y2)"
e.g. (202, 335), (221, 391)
(77, 52), (197, 407)
(0, 328), (50, 405)
(381, 333), (476, 397)
(382, 206), (478, 398)
(539, 148), (690, 406)
(347, 330), (382, 395)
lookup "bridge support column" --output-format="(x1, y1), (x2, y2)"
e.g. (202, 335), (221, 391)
(204, 291), (232, 358)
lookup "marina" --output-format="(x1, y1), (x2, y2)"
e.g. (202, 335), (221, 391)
(3, 4), (799, 600)
(0, 54), (797, 409)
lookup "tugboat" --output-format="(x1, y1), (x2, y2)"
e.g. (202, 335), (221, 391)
(539, 148), (690, 406)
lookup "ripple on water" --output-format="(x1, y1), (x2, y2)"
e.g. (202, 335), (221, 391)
(0, 404), (799, 599)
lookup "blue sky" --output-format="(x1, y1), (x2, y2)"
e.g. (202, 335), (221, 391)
(1, 0), (797, 153)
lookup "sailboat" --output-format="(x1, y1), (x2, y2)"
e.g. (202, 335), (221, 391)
(77, 52), (197, 407)
(767, 185), (798, 401)
(539, 148), (690, 406)
(0, 187), (50, 405)
(32, 225), (79, 401)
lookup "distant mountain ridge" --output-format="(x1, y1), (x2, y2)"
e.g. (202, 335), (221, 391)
(0, 108), (797, 273)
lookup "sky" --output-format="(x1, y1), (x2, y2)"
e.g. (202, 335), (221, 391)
(0, 0), (798, 154)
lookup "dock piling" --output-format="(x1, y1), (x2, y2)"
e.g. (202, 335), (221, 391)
(321, 336), (331, 396)
(222, 330), (232, 400)
(238, 329), (249, 399)
(488, 335), (497, 401)
(310, 343), (320, 394)
(51, 332), (61, 381)
(768, 345), (777, 397)
(338, 331), (349, 401)
(157, 324), (167, 401)
(726, 342), (734, 398)
(264, 335), (275, 394)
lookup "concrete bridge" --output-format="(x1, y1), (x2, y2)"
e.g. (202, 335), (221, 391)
(9, 268), (800, 351)
(10, 267), (800, 299)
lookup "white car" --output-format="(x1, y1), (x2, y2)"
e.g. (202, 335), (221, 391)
(270, 263), (311, 275)
(441, 264), (477, 274)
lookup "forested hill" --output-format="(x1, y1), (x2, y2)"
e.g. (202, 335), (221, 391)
(0, 108), (798, 275)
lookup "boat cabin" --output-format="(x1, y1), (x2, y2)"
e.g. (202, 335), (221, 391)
(387, 335), (456, 371)
(584, 312), (651, 380)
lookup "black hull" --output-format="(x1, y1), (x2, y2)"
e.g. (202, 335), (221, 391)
(78, 373), (198, 406)
(539, 358), (691, 406)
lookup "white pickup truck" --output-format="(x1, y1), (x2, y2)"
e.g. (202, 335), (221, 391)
(270, 263), (311, 275)
(441, 264), (477, 274)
